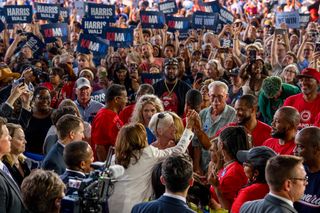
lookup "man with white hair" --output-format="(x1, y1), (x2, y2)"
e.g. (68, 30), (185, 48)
(195, 81), (236, 173)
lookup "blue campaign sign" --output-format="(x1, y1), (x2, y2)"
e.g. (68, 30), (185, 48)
(20, 33), (46, 57)
(40, 23), (68, 43)
(77, 33), (109, 57)
(35, 3), (60, 22)
(166, 16), (191, 32)
(85, 2), (115, 22)
(158, 0), (178, 15)
(200, 1), (220, 13)
(82, 18), (109, 36)
(299, 14), (310, 28)
(0, 19), (4, 33)
(192, 11), (219, 30)
(60, 7), (70, 23)
(140, 10), (165, 29)
(276, 11), (300, 29)
(4, 5), (33, 24)
(219, 6), (234, 24)
(104, 27), (134, 48)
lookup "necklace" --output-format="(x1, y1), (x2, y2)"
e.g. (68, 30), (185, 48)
(164, 80), (178, 97)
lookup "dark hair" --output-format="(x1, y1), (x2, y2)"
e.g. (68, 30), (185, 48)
(186, 89), (202, 110)
(237, 94), (257, 108)
(56, 114), (83, 140)
(266, 155), (303, 191)
(51, 106), (78, 125)
(105, 84), (126, 102)
(136, 84), (155, 97)
(161, 154), (193, 193)
(151, 162), (165, 199)
(63, 141), (90, 170)
(220, 126), (250, 161)
(32, 86), (50, 102)
(21, 169), (65, 213)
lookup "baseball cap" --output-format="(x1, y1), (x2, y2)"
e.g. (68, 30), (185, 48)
(164, 57), (179, 67)
(297, 68), (320, 83)
(76, 77), (91, 89)
(237, 146), (277, 168)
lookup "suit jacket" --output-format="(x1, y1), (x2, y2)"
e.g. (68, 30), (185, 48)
(0, 170), (26, 213)
(131, 195), (195, 213)
(240, 194), (298, 213)
(41, 142), (66, 175)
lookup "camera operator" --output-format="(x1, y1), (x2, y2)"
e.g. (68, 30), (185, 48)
(60, 141), (94, 194)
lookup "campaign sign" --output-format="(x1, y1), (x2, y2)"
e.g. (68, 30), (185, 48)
(104, 27), (134, 48)
(0, 19), (4, 33)
(200, 1), (220, 13)
(192, 11), (219, 30)
(75, 1), (84, 18)
(0, 8), (5, 23)
(20, 34), (45, 56)
(219, 7), (234, 24)
(35, 3), (60, 22)
(140, 11), (165, 29)
(4, 5), (32, 24)
(40, 23), (68, 43)
(85, 2), (115, 22)
(158, 0), (178, 15)
(82, 18), (108, 36)
(77, 33), (109, 57)
(166, 16), (190, 32)
(300, 14), (310, 28)
(60, 8), (70, 23)
(276, 11), (300, 29)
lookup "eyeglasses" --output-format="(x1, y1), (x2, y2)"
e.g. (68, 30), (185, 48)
(155, 113), (166, 131)
(290, 175), (308, 183)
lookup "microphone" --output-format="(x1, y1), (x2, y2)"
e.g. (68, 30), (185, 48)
(108, 165), (125, 179)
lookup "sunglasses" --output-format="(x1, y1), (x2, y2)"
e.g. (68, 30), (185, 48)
(155, 113), (167, 131)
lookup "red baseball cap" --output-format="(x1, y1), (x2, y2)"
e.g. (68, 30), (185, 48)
(297, 68), (320, 83)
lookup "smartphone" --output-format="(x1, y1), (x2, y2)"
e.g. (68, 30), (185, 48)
(196, 72), (204, 81)
(274, 28), (286, 35)
(218, 48), (229, 53)
(249, 49), (256, 64)
(315, 42), (320, 53)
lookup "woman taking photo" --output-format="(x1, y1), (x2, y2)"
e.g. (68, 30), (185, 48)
(108, 110), (197, 213)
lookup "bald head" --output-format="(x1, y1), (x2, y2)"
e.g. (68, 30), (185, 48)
(296, 126), (320, 148)
(276, 106), (300, 128)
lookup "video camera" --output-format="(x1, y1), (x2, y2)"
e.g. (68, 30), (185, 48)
(61, 148), (124, 213)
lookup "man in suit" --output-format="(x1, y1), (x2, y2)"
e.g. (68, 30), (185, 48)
(240, 155), (307, 213)
(0, 116), (26, 212)
(42, 114), (84, 175)
(131, 153), (195, 213)
(60, 141), (93, 195)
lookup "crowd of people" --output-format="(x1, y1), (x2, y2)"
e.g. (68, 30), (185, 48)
(0, 0), (320, 212)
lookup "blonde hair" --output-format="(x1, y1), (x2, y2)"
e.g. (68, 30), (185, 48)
(207, 59), (224, 77)
(130, 94), (164, 125)
(115, 123), (148, 169)
(168, 112), (184, 142)
(148, 112), (174, 136)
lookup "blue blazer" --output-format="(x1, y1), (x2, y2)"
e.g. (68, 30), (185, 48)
(41, 142), (66, 175)
(131, 195), (195, 213)
(240, 194), (298, 213)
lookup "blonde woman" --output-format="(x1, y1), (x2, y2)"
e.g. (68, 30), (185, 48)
(109, 111), (197, 213)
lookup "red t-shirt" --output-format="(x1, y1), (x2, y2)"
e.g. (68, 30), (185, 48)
(41, 81), (74, 108)
(210, 162), (247, 206)
(283, 93), (320, 128)
(119, 104), (135, 125)
(231, 183), (269, 213)
(91, 108), (123, 154)
(263, 138), (295, 155)
(215, 121), (271, 147)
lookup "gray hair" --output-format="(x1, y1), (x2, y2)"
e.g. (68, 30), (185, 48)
(148, 112), (174, 136)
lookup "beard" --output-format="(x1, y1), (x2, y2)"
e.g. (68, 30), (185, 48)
(165, 73), (177, 82)
(271, 129), (287, 140)
(237, 115), (251, 126)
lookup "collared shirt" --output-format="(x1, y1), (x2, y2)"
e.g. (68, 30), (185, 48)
(74, 99), (104, 123)
(269, 192), (294, 208)
(197, 105), (236, 172)
(65, 168), (86, 177)
(163, 192), (186, 203)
